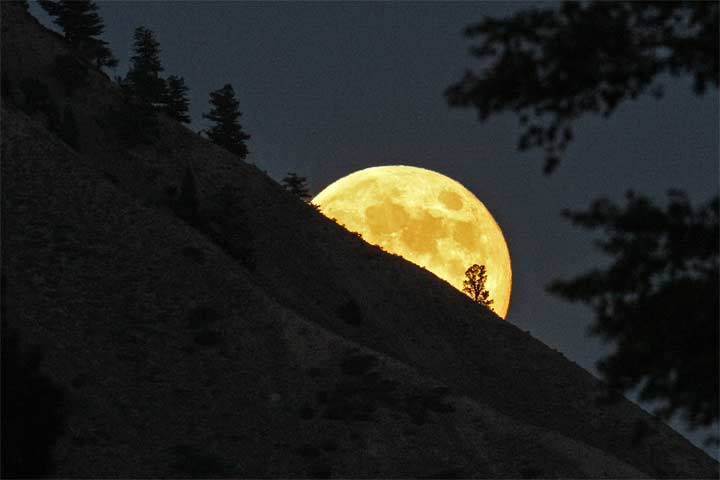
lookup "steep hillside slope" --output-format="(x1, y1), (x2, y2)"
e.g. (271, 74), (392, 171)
(1, 104), (647, 478)
(2, 3), (717, 477)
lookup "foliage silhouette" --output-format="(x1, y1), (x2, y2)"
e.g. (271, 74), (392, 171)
(335, 299), (363, 326)
(449, 0), (719, 443)
(53, 54), (89, 94)
(38, 0), (117, 69)
(100, 96), (159, 146)
(18, 77), (52, 115)
(203, 185), (256, 270)
(282, 172), (311, 201)
(462, 264), (493, 311)
(169, 444), (233, 478)
(447, 1), (719, 173)
(59, 105), (79, 149)
(44, 98), (61, 135)
(203, 83), (250, 159)
(125, 26), (167, 107)
(1, 72), (11, 99)
(548, 191), (719, 434)
(340, 354), (378, 376)
(164, 75), (191, 124)
(176, 167), (202, 227)
(1, 320), (65, 477)
(17, 77), (64, 138)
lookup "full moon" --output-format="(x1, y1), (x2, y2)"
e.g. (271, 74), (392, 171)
(312, 165), (512, 318)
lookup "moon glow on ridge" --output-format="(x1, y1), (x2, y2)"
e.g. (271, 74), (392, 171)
(312, 165), (512, 318)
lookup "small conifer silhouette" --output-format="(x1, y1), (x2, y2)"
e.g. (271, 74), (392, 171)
(463, 264), (493, 311)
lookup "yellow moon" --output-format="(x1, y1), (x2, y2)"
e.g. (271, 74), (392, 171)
(312, 165), (512, 318)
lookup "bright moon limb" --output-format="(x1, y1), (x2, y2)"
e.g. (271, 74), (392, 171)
(312, 165), (512, 318)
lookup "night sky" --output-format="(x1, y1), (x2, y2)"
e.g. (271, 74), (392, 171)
(30, 1), (719, 456)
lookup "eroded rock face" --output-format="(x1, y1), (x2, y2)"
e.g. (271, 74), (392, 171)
(2, 3), (717, 477)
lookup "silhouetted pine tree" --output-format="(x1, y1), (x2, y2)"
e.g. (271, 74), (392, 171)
(164, 75), (191, 124)
(38, 0), (118, 69)
(203, 84), (250, 159)
(282, 172), (311, 201)
(463, 264), (493, 311)
(125, 26), (167, 107)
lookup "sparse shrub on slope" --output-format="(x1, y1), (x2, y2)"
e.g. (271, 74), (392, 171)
(335, 298), (364, 326)
(202, 185), (255, 270)
(185, 304), (224, 348)
(18, 77), (52, 115)
(1, 319), (65, 477)
(44, 98), (61, 134)
(99, 96), (159, 146)
(17, 77), (65, 137)
(2, 72), (12, 99)
(174, 168), (203, 227)
(58, 105), (79, 149)
(462, 264), (494, 311)
(168, 444), (234, 478)
(53, 54), (89, 95)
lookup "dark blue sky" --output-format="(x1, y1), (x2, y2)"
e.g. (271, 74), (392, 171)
(30, 1), (719, 456)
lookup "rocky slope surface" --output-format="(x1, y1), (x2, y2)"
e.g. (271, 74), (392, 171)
(2, 3), (717, 477)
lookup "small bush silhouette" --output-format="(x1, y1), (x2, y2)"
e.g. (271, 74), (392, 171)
(519, 467), (542, 479)
(163, 185), (178, 198)
(193, 329), (224, 347)
(180, 246), (206, 264)
(404, 387), (455, 425)
(45, 99), (62, 134)
(169, 444), (233, 478)
(18, 77), (52, 114)
(318, 366), (398, 423)
(421, 468), (467, 479)
(100, 98), (159, 146)
(298, 402), (316, 420)
(1, 322), (65, 477)
(186, 304), (219, 329)
(2, 72), (12, 99)
(175, 168), (204, 227)
(340, 354), (378, 376)
(335, 299), (363, 325)
(59, 105), (79, 149)
(296, 445), (320, 458)
(53, 54), (89, 94)
(462, 263), (494, 311)
(203, 185), (255, 270)
(307, 462), (332, 479)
